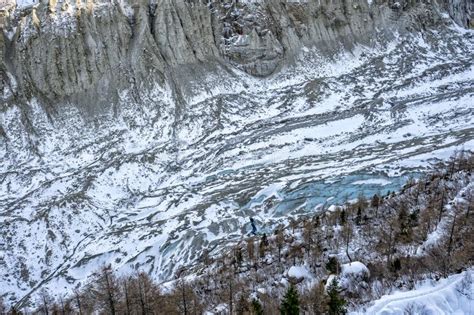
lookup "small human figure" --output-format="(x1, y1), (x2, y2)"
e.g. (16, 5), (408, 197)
(250, 217), (257, 235)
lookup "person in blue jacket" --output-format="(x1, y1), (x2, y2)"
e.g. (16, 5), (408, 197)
(250, 217), (257, 235)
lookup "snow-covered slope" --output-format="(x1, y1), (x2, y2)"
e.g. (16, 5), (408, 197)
(355, 270), (474, 315)
(0, 0), (473, 308)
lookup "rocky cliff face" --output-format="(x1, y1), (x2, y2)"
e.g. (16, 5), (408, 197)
(1, 0), (471, 112)
(444, 0), (473, 28)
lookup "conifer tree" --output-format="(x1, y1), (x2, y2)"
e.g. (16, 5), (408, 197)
(326, 256), (340, 274)
(280, 285), (299, 315)
(371, 194), (380, 218)
(251, 298), (264, 315)
(327, 278), (346, 315)
(339, 210), (346, 225)
(355, 207), (362, 225)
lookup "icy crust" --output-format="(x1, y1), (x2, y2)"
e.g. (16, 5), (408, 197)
(354, 270), (474, 315)
(16, 0), (37, 8)
(0, 22), (473, 307)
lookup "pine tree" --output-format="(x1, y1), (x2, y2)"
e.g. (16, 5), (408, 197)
(339, 210), (346, 225)
(280, 285), (299, 315)
(326, 256), (340, 274)
(355, 207), (362, 225)
(236, 294), (250, 315)
(391, 257), (402, 272)
(371, 194), (380, 217)
(251, 299), (264, 315)
(327, 278), (346, 315)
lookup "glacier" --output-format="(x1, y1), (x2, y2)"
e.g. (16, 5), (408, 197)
(0, 0), (473, 308)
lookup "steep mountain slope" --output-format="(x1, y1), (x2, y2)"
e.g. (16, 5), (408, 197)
(0, 0), (473, 307)
(165, 154), (473, 314)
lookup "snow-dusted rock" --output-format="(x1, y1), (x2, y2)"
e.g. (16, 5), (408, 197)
(341, 262), (370, 278)
(287, 265), (314, 281)
(339, 262), (370, 295)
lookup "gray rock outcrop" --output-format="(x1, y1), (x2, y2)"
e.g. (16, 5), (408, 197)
(0, 0), (472, 114)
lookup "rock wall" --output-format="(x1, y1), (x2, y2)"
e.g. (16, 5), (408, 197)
(442, 0), (473, 28)
(0, 0), (471, 114)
